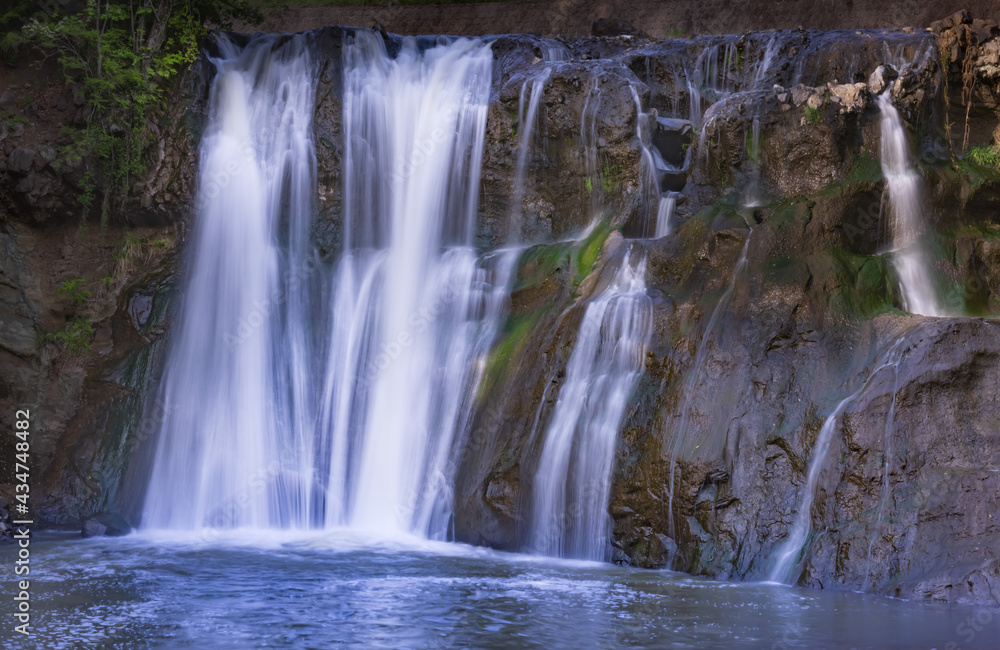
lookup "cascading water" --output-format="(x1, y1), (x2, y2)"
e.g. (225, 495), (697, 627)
(743, 115), (765, 207)
(143, 34), (319, 530)
(528, 250), (652, 560)
(863, 343), (903, 591)
(581, 77), (603, 217)
(510, 68), (552, 241)
(144, 31), (515, 539)
(876, 93), (945, 317)
(770, 340), (905, 584)
(654, 193), (677, 239)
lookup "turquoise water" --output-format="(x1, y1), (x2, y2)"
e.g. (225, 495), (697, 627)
(0, 530), (993, 649)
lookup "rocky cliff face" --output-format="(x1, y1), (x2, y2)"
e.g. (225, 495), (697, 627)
(3, 12), (998, 607)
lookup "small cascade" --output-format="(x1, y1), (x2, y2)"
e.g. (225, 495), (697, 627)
(540, 41), (571, 62)
(654, 193), (677, 239)
(863, 342), (904, 590)
(631, 86), (663, 238)
(743, 115), (765, 207)
(752, 36), (779, 87)
(581, 77), (603, 217)
(529, 251), (652, 560)
(770, 341), (906, 584)
(876, 92), (945, 317)
(666, 231), (751, 542)
(631, 87), (692, 238)
(510, 68), (552, 241)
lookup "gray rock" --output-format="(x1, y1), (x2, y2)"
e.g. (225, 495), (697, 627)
(81, 512), (132, 537)
(0, 90), (14, 110)
(81, 519), (107, 538)
(867, 64), (897, 95)
(790, 84), (812, 106)
(7, 147), (36, 174)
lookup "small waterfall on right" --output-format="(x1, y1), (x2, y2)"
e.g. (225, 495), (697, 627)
(770, 340), (905, 584)
(876, 92), (945, 317)
(528, 250), (652, 560)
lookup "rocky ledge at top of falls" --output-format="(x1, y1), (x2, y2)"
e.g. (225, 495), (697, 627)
(2, 12), (1000, 606)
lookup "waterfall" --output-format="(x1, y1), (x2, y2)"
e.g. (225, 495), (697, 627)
(143, 34), (319, 530)
(654, 194), (677, 239)
(876, 93), (945, 317)
(144, 31), (515, 539)
(743, 115), (765, 207)
(631, 86), (670, 238)
(863, 345), (902, 591)
(770, 340), (905, 584)
(528, 251), (652, 560)
(510, 68), (551, 241)
(581, 77), (603, 217)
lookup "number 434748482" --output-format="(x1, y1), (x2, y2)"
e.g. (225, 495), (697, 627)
(14, 409), (30, 506)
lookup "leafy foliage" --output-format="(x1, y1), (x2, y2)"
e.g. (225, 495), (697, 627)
(57, 278), (92, 305)
(966, 145), (1000, 168)
(51, 317), (95, 354)
(20, 1), (261, 225)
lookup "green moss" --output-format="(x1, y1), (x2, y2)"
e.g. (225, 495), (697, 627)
(514, 241), (572, 292)
(574, 222), (611, 286)
(844, 152), (883, 185)
(953, 156), (1000, 189)
(804, 106), (821, 125)
(828, 248), (899, 318)
(481, 313), (540, 394)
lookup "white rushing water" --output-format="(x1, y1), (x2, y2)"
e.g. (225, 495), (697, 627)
(770, 340), (905, 584)
(145, 32), (516, 540)
(876, 92), (944, 317)
(143, 34), (319, 530)
(510, 68), (551, 241)
(529, 251), (652, 560)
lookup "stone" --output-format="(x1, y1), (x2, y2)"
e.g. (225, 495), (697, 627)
(867, 65), (897, 95)
(806, 93), (824, 109)
(790, 84), (812, 106)
(829, 82), (867, 112)
(0, 310), (36, 357)
(0, 90), (14, 109)
(948, 9), (971, 28)
(81, 519), (107, 538)
(81, 513), (132, 537)
(7, 147), (36, 174)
